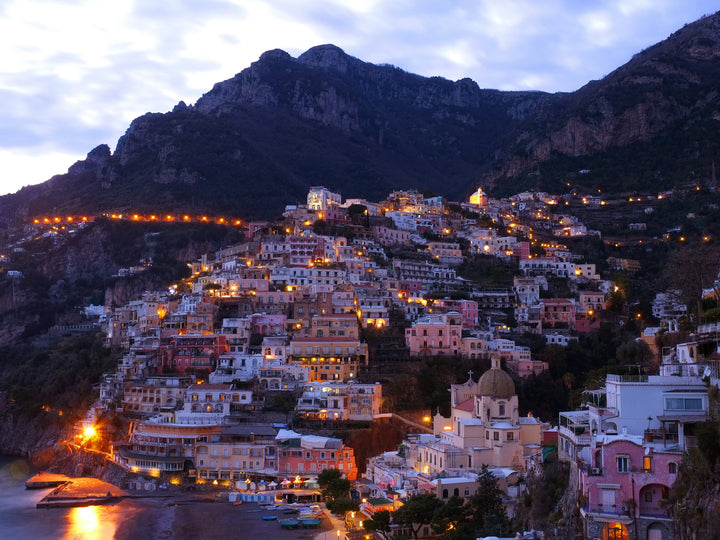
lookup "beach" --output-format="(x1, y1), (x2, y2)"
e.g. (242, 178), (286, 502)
(114, 496), (336, 540)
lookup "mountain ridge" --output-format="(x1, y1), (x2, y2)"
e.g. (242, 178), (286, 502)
(3, 11), (720, 220)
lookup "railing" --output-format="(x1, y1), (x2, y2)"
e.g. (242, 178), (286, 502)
(606, 374), (648, 383)
(584, 504), (630, 516)
(558, 425), (591, 446)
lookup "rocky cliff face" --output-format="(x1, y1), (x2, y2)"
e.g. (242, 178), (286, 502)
(486, 12), (720, 188)
(0, 395), (65, 462)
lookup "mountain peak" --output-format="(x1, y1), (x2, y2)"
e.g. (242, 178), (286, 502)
(297, 44), (352, 73)
(257, 48), (293, 64)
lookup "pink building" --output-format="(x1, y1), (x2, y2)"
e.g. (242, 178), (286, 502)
(434, 299), (479, 329)
(159, 335), (227, 374)
(541, 298), (577, 329)
(276, 430), (358, 481)
(512, 241), (530, 260)
(405, 312), (462, 356)
(505, 358), (548, 378)
(249, 313), (286, 335)
(580, 437), (678, 540)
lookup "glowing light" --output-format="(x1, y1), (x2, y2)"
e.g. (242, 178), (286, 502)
(82, 426), (96, 441)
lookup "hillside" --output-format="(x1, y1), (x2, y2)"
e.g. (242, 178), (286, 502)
(2, 12), (720, 220)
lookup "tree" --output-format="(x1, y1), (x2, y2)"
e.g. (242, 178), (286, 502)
(615, 339), (653, 369)
(393, 493), (444, 539)
(431, 496), (471, 538)
(318, 468), (355, 515)
(363, 509), (393, 540)
(318, 468), (351, 503)
(469, 466), (511, 537)
(663, 243), (720, 323)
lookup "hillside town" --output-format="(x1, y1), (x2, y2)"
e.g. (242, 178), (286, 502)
(4, 184), (720, 540)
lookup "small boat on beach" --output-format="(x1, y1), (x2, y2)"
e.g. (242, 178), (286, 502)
(280, 519), (300, 529)
(300, 518), (322, 528)
(261, 515), (278, 521)
(297, 504), (323, 520)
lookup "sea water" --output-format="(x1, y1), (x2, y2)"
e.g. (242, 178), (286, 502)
(0, 455), (146, 540)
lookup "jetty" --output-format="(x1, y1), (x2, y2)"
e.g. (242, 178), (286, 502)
(34, 477), (129, 508)
(25, 472), (70, 489)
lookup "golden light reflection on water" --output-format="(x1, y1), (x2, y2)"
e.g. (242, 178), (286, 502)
(8, 459), (29, 481)
(65, 505), (117, 540)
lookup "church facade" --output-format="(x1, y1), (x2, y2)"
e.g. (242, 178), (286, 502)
(411, 356), (544, 475)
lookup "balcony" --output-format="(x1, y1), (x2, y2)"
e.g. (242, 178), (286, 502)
(583, 504), (633, 519)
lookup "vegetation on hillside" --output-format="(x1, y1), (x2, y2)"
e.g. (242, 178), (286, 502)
(0, 332), (117, 420)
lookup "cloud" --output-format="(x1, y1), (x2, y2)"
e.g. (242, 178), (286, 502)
(0, 0), (717, 195)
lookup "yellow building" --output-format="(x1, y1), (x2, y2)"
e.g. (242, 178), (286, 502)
(469, 188), (488, 207)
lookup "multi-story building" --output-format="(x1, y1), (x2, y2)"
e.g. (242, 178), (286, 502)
(578, 291), (605, 314)
(513, 277), (541, 307)
(541, 298), (577, 329)
(121, 375), (192, 416)
(373, 225), (412, 246)
(405, 312), (462, 356)
(427, 242), (463, 264)
(175, 384), (253, 424)
(309, 313), (359, 339)
(580, 436), (679, 540)
(392, 259), (457, 284)
(307, 186), (342, 214)
(195, 424), (279, 484)
(276, 429), (358, 481)
(295, 381), (382, 421)
(287, 336), (367, 381)
(559, 372), (710, 540)
(158, 334), (227, 375)
(113, 421), (221, 476)
(433, 299), (478, 329)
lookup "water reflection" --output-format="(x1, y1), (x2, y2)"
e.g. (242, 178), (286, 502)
(65, 505), (116, 540)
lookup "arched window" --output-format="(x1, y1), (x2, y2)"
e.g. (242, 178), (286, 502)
(453, 488), (459, 497)
(668, 462), (677, 474)
(442, 488), (448, 499)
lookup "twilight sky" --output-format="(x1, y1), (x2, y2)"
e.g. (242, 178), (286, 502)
(1, 0), (717, 196)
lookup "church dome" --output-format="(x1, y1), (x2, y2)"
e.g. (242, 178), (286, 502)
(477, 355), (515, 399)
